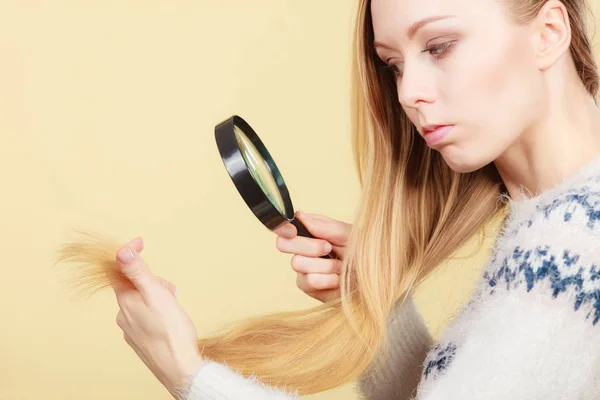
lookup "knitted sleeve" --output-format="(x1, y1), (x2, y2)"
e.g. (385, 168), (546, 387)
(357, 295), (433, 400)
(180, 295), (432, 400)
(181, 360), (300, 400)
(414, 189), (600, 400)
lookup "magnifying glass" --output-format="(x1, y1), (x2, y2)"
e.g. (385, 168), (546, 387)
(214, 115), (335, 259)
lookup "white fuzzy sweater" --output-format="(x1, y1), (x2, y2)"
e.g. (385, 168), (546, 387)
(184, 156), (600, 400)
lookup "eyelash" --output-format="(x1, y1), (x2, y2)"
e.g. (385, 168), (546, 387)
(383, 41), (456, 77)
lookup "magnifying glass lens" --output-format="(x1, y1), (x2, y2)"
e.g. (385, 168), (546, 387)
(215, 115), (335, 259)
(234, 125), (287, 216)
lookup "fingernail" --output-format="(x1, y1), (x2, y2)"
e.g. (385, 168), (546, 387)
(300, 211), (311, 220)
(282, 225), (295, 236)
(324, 242), (332, 253)
(174, 287), (179, 298)
(117, 247), (135, 264)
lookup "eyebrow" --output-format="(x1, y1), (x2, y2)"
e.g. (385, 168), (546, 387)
(373, 15), (456, 49)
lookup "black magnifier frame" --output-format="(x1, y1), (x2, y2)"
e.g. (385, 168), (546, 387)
(215, 115), (335, 259)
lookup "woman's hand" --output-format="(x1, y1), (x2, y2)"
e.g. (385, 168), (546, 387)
(113, 237), (204, 398)
(274, 211), (352, 303)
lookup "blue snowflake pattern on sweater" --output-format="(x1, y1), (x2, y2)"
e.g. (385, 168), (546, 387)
(412, 164), (600, 398)
(540, 187), (600, 229)
(422, 342), (457, 380)
(483, 246), (600, 325)
(422, 184), (600, 384)
(482, 187), (600, 326)
(501, 177), (600, 238)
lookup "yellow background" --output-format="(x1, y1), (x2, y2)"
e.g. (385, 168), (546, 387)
(1, 1), (599, 399)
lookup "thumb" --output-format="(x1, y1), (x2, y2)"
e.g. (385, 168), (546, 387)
(116, 246), (157, 299)
(295, 211), (351, 246)
(157, 277), (178, 298)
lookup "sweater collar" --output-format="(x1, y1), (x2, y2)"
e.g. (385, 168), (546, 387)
(505, 154), (600, 217)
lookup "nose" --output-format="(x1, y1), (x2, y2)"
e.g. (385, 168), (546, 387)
(396, 63), (436, 109)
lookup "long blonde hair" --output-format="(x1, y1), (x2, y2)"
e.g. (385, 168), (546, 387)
(55, 0), (599, 395)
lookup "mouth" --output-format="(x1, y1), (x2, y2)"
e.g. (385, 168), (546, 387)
(421, 124), (454, 147)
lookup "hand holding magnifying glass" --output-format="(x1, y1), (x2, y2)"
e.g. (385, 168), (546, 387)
(215, 115), (337, 260)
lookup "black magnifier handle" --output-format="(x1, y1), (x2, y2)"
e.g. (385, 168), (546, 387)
(289, 217), (336, 260)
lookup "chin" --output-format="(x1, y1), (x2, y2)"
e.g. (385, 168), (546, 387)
(438, 145), (494, 174)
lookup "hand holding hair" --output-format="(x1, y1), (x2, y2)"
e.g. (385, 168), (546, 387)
(113, 237), (205, 398)
(55, 228), (374, 396)
(274, 211), (351, 303)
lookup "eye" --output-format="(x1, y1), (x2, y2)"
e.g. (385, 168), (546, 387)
(423, 41), (455, 57)
(378, 40), (456, 79)
(383, 62), (404, 78)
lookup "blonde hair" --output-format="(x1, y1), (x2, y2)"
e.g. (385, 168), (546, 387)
(55, 0), (599, 395)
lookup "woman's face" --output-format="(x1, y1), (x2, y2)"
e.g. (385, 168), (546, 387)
(371, 0), (546, 173)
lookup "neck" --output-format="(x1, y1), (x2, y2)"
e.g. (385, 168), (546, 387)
(495, 72), (600, 201)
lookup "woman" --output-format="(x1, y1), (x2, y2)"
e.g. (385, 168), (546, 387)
(107, 0), (600, 398)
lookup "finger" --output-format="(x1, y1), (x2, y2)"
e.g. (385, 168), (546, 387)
(112, 269), (138, 298)
(157, 276), (178, 298)
(114, 285), (143, 312)
(273, 223), (297, 239)
(291, 255), (342, 274)
(310, 288), (341, 303)
(296, 273), (340, 293)
(125, 237), (145, 253)
(115, 245), (158, 301)
(276, 235), (332, 258)
(295, 211), (351, 247)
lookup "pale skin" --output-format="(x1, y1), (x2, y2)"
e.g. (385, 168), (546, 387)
(113, 0), (600, 396)
(371, 0), (600, 196)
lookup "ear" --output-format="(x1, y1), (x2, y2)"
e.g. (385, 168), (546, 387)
(533, 0), (572, 71)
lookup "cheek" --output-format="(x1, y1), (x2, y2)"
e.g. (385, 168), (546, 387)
(450, 35), (540, 141)
(403, 107), (419, 127)
(437, 37), (542, 171)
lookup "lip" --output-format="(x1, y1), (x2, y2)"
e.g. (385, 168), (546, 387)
(421, 125), (454, 147)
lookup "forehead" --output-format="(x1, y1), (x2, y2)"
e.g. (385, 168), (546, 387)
(370, 0), (497, 40)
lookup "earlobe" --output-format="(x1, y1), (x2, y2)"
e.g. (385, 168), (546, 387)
(535, 0), (571, 70)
